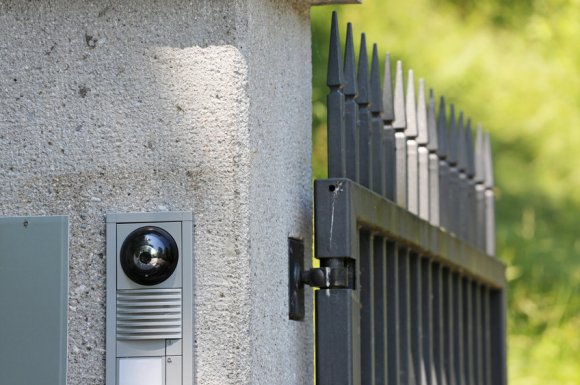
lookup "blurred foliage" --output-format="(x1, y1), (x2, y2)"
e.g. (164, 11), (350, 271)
(311, 1), (580, 383)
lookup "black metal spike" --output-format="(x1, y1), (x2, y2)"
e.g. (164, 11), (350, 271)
(382, 53), (397, 200)
(466, 119), (475, 178)
(427, 89), (438, 152)
(357, 33), (372, 188)
(382, 53), (395, 123)
(447, 104), (457, 165)
(483, 130), (496, 256)
(474, 123), (486, 251)
(370, 44), (383, 115)
(484, 132), (494, 188)
(474, 124), (485, 184)
(326, 12), (346, 178)
(343, 22), (359, 183)
(457, 111), (466, 172)
(327, 11), (344, 88)
(438, 96), (447, 159)
(343, 23), (357, 97)
(405, 70), (418, 138)
(416, 79), (428, 145)
(370, 43), (385, 195)
(357, 34), (370, 106)
(392, 60), (406, 130)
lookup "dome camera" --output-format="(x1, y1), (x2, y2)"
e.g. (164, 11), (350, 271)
(120, 226), (179, 286)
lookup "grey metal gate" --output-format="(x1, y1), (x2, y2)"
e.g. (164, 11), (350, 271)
(313, 13), (507, 385)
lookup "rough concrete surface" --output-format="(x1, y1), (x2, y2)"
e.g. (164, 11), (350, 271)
(0, 0), (312, 384)
(243, 1), (313, 384)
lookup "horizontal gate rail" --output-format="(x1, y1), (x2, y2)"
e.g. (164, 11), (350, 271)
(314, 12), (507, 385)
(315, 178), (506, 289)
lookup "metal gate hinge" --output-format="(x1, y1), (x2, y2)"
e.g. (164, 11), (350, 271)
(301, 267), (349, 289)
(289, 237), (351, 321)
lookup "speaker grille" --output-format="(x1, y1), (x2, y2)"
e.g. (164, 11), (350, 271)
(116, 289), (182, 340)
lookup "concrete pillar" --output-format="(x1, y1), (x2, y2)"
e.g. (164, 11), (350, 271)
(0, 1), (312, 384)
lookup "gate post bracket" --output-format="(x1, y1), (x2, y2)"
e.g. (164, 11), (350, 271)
(289, 237), (350, 320)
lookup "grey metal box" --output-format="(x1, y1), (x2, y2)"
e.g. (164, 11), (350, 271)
(0, 216), (69, 385)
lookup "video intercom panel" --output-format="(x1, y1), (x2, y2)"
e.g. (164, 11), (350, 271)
(106, 212), (193, 385)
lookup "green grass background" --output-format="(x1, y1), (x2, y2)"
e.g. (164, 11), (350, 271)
(311, 1), (580, 383)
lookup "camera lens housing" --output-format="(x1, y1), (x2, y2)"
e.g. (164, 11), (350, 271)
(120, 226), (179, 286)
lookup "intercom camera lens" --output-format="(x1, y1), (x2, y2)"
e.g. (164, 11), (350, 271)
(139, 251), (153, 264)
(120, 226), (179, 286)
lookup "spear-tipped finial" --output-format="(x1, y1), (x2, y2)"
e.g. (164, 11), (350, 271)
(484, 132), (495, 188)
(343, 23), (357, 97)
(370, 44), (383, 114)
(438, 96), (447, 158)
(405, 70), (418, 138)
(382, 54), (395, 122)
(416, 79), (428, 145)
(357, 33), (370, 106)
(427, 89), (438, 152)
(392, 60), (406, 130)
(474, 124), (485, 183)
(327, 11), (344, 88)
(466, 119), (475, 178)
(457, 111), (467, 171)
(447, 104), (457, 165)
